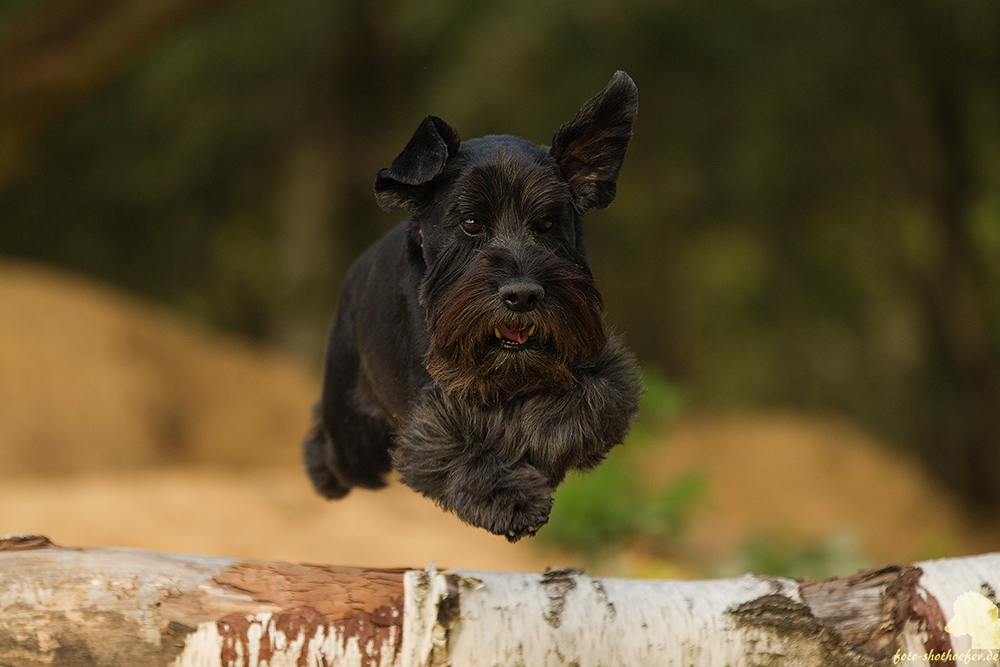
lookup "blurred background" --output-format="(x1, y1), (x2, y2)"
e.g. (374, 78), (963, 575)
(1, 0), (999, 579)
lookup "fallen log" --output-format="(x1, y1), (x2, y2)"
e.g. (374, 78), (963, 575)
(1, 535), (998, 666)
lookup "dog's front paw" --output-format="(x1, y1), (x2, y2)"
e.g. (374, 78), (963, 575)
(448, 462), (553, 542)
(396, 383), (554, 540)
(486, 481), (554, 543)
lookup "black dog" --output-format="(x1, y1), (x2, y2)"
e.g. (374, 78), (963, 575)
(304, 71), (643, 541)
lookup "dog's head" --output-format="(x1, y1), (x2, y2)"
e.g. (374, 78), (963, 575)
(374, 72), (637, 404)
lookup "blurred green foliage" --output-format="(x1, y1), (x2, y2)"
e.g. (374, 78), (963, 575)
(628, 367), (686, 443)
(540, 368), (704, 563)
(1, 0), (999, 509)
(725, 531), (871, 581)
(540, 458), (706, 562)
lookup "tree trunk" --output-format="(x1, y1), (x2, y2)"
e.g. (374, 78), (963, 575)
(900, 0), (1000, 510)
(1, 535), (998, 666)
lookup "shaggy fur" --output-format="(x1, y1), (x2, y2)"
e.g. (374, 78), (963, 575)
(303, 71), (642, 541)
(394, 336), (641, 538)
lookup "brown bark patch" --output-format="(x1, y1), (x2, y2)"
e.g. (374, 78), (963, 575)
(214, 562), (406, 666)
(889, 567), (955, 666)
(0, 534), (55, 551)
(214, 561), (406, 621)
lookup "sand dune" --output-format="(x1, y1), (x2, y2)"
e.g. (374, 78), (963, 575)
(0, 261), (994, 574)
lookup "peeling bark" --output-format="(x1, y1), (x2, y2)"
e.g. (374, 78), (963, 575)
(2, 536), (999, 666)
(0, 536), (403, 667)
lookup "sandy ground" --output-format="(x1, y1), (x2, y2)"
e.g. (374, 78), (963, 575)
(1, 261), (996, 575)
(0, 467), (561, 571)
(643, 412), (999, 566)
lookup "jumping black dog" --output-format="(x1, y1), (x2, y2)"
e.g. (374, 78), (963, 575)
(304, 71), (643, 541)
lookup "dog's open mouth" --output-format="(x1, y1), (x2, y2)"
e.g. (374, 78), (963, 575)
(493, 323), (536, 349)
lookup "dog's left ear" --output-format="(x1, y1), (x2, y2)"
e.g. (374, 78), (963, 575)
(550, 71), (638, 211)
(375, 116), (462, 213)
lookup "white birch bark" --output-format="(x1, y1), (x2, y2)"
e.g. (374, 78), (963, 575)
(403, 556), (1000, 667)
(2, 535), (999, 667)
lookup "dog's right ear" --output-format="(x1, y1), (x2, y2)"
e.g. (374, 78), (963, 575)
(550, 71), (638, 212)
(374, 116), (461, 212)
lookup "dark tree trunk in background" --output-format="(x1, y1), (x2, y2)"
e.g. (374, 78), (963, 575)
(327, 0), (416, 263)
(904, 2), (1000, 509)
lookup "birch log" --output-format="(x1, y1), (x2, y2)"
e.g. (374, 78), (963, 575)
(2, 535), (999, 667)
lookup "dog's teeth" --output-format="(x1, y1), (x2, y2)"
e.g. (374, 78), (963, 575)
(494, 328), (503, 340)
(527, 325), (536, 336)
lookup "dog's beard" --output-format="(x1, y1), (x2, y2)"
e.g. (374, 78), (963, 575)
(422, 245), (606, 404)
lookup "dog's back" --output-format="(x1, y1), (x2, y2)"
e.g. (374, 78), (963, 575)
(304, 217), (432, 497)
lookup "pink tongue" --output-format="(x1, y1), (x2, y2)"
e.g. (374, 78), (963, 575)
(497, 323), (529, 345)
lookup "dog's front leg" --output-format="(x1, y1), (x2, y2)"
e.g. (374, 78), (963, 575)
(394, 385), (553, 542)
(512, 334), (643, 485)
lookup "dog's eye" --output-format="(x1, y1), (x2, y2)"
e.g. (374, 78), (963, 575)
(536, 215), (556, 233)
(461, 219), (482, 235)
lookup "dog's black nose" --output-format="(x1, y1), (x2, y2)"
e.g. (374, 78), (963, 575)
(499, 279), (544, 312)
